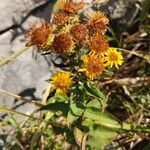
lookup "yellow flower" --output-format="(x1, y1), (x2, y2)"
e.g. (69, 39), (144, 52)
(81, 52), (105, 79)
(51, 71), (73, 94)
(105, 48), (123, 69)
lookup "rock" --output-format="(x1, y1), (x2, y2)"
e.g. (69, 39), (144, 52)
(0, 0), (49, 31)
(0, 1), (56, 118)
(0, 30), (13, 57)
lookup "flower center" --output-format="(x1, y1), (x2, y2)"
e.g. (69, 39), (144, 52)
(109, 53), (118, 61)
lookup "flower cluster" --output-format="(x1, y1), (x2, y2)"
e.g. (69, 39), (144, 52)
(25, 0), (124, 94)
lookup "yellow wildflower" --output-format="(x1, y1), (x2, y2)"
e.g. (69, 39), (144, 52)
(51, 71), (73, 94)
(81, 52), (105, 79)
(105, 48), (123, 69)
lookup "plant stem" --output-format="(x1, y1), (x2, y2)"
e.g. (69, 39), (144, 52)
(0, 105), (67, 128)
(117, 47), (150, 63)
(0, 89), (43, 107)
(0, 105), (38, 120)
(94, 121), (150, 133)
(0, 46), (29, 67)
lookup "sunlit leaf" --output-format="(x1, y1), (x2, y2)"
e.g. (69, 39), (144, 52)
(39, 102), (69, 116)
(67, 101), (85, 124)
(30, 131), (41, 150)
(48, 95), (69, 103)
(73, 127), (84, 146)
(86, 99), (101, 109)
(82, 82), (107, 107)
(84, 107), (119, 129)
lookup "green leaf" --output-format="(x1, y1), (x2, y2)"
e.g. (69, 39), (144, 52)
(73, 127), (84, 146)
(48, 95), (69, 103)
(86, 135), (109, 150)
(86, 99), (101, 109)
(82, 82), (106, 107)
(84, 107), (119, 129)
(52, 0), (59, 13)
(89, 126), (117, 139)
(140, 0), (150, 21)
(67, 101), (85, 124)
(86, 126), (117, 150)
(30, 131), (41, 150)
(105, 35), (116, 42)
(39, 102), (69, 116)
(82, 118), (94, 127)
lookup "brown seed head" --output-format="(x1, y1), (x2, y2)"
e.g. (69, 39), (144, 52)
(87, 11), (109, 33)
(53, 33), (73, 53)
(89, 33), (109, 53)
(70, 24), (87, 44)
(58, 0), (83, 14)
(25, 22), (52, 49)
(53, 11), (69, 26)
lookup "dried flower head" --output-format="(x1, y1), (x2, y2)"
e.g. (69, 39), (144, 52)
(81, 52), (105, 79)
(105, 48), (124, 69)
(25, 22), (52, 50)
(87, 11), (109, 33)
(89, 33), (109, 53)
(53, 11), (69, 26)
(70, 24), (87, 44)
(58, 0), (83, 14)
(51, 71), (73, 94)
(53, 33), (74, 53)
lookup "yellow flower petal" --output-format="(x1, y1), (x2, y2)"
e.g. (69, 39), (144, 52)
(105, 47), (124, 69)
(51, 71), (73, 94)
(81, 52), (105, 79)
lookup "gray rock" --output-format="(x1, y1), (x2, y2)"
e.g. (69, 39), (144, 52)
(0, 0), (49, 31)
(0, 1), (56, 118)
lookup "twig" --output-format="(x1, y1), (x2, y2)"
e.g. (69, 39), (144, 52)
(0, 89), (43, 107)
(0, 105), (38, 120)
(40, 135), (45, 150)
(100, 77), (150, 86)
(0, 46), (29, 67)
(114, 77), (150, 86)
(81, 133), (88, 150)
(0, 105), (67, 128)
(41, 84), (51, 104)
(117, 47), (150, 63)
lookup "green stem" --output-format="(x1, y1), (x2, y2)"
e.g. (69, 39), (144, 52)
(0, 105), (67, 128)
(108, 27), (120, 46)
(0, 46), (29, 67)
(94, 121), (150, 133)
(0, 105), (38, 120)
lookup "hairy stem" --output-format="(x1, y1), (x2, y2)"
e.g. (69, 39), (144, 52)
(0, 89), (43, 107)
(0, 46), (29, 67)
